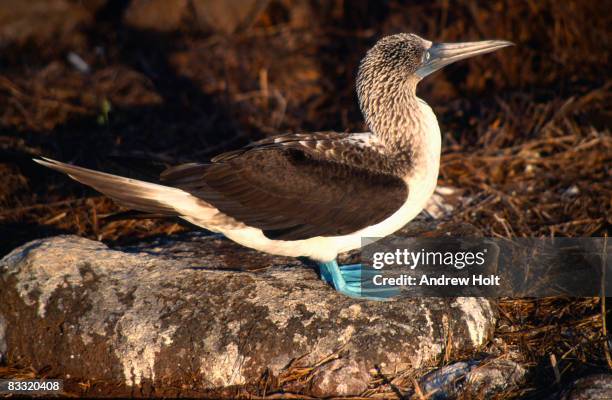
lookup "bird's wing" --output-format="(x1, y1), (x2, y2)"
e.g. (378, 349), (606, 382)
(161, 132), (408, 241)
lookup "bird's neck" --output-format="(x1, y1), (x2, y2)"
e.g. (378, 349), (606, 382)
(358, 77), (441, 175)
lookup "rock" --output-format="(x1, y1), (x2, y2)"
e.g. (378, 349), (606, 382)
(417, 359), (525, 399)
(123, 0), (190, 32)
(123, 0), (270, 34)
(465, 358), (525, 398)
(192, 0), (270, 34)
(559, 374), (612, 400)
(0, 0), (93, 50)
(0, 226), (496, 397)
(0, 313), (6, 363)
(423, 186), (464, 220)
(418, 361), (479, 399)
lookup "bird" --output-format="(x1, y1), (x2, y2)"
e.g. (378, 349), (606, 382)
(35, 33), (512, 300)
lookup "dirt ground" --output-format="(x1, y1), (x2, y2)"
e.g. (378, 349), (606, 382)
(0, 0), (610, 398)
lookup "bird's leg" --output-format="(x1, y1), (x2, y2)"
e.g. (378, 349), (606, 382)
(316, 260), (399, 301)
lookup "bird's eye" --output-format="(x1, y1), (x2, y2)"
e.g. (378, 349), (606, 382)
(423, 51), (431, 63)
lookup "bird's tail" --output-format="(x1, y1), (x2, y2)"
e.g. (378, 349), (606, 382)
(33, 157), (199, 215)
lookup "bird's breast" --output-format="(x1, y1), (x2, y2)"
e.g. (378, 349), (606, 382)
(337, 98), (441, 250)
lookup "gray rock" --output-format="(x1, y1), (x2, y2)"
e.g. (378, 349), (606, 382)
(0, 229), (496, 397)
(417, 358), (525, 399)
(464, 358), (526, 397)
(559, 374), (612, 400)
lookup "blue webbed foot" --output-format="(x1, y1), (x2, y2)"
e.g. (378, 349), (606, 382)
(338, 264), (363, 283)
(317, 260), (399, 301)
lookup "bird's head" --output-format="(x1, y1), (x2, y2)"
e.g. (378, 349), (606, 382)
(357, 33), (512, 144)
(357, 33), (513, 111)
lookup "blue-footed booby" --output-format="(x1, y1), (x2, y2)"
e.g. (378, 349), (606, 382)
(35, 33), (512, 300)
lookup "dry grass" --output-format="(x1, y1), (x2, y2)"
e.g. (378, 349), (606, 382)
(0, 0), (610, 398)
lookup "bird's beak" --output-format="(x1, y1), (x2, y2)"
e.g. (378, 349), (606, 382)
(416, 40), (514, 78)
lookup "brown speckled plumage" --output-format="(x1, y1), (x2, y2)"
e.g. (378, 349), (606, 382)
(35, 34), (436, 242)
(357, 33), (431, 164)
(160, 133), (408, 240)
